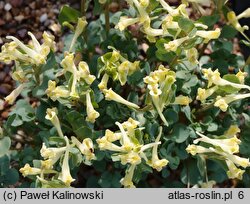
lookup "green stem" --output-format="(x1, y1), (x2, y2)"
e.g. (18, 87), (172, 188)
(169, 55), (178, 68)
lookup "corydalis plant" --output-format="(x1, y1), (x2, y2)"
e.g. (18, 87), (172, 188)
(97, 118), (168, 188)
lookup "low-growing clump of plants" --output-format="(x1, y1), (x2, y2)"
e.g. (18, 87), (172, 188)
(0, 0), (250, 188)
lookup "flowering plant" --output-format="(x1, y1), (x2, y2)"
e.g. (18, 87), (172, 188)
(0, 0), (250, 188)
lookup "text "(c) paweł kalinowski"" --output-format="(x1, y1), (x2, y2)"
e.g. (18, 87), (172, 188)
(20, 190), (104, 200)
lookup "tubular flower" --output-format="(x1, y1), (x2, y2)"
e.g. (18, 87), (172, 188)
(58, 137), (75, 186)
(103, 88), (140, 109)
(214, 93), (250, 112)
(237, 8), (250, 20)
(115, 16), (140, 31)
(202, 68), (250, 90)
(69, 17), (87, 52)
(78, 61), (96, 85)
(60, 53), (79, 98)
(196, 86), (218, 102)
(172, 95), (192, 106)
(45, 108), (64, 138)
(164, 36), (189, 52)
(157, 0), (188, 17)
(104, 129), (121, 142)
(71, 137), (96, 164)
(46, 80), (70, 102)
(5, 83), (25, 105)
(97, 136), (126, 152)
(196, 28), (221, 43)
(194, 132), (241, 154)
(227, 11), (249, 33)
(40, 143), (67, 160)
(147, 127), (168, 171)
(162, 15), (179, 31)
(20, 164), (42, 177)
(40, 143), (67, 169)
(120, 164), (136, 188)
(11, 68), (27, 83)
(186, 144), (213, 156)
(119, 151), (142, 165)
(224, 125), (240, 138)
(236, 70), (248, 84)
(98, 73), (109, 90)
(85, 92), (100, 123)
(225, 159), (245, 180)
(0, 42), (29, 64)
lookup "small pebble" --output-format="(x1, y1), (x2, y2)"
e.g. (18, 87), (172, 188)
(40, 13), (48, 23)
(1, 111), (9, 119)
(4, 3), (12, 11)
(14, 15), (25, 22)
(17, 28), (27, 38)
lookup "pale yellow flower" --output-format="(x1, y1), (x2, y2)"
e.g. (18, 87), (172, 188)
(46, 80), (70, 101)
(85, 92), (100, 123)
(214, 93), (250, 112)
(226, 159), (245, 180)
(227, 11), (249, 33)
(237, 8), (250, 19)
(69, 17), (87, 52)
(173, 95), (192, 105)
(194, 132), (241, 154)
(119, 151), (142, 165)
(96, 137), (125, 152)
(116, 16), (140, 31)
(224, 125), (240, 138)
(202, 68), (250, 90)
(196, 28), (221, 43)
(104, 88), (140, 109)
(236, 70), (248, 84)
(78, 61), (96, 85)
(45, 108), (64, 138)
(186, 144), (213, 156)
(19, 164), (41, 177)
(98, 73), (109, 90)
(148, 127), (169, 171)
(5, 83), (25, 105)
(58, 137), (75, 186)
(196, 86), (218, 102)
(164, 36), (189, 52)
(120, 164), (136, 188)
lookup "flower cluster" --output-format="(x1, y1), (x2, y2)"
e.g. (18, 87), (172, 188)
(97, 118), (168, 188)
(20, 108), (96, 187)
(116, 0), (220, 61)
(186, 126), (250, 180)
(97, 48), (140, 109)
(144, 65), (191, 126)
(196, 68), (250, 112)
(45, 17), (99, 123)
